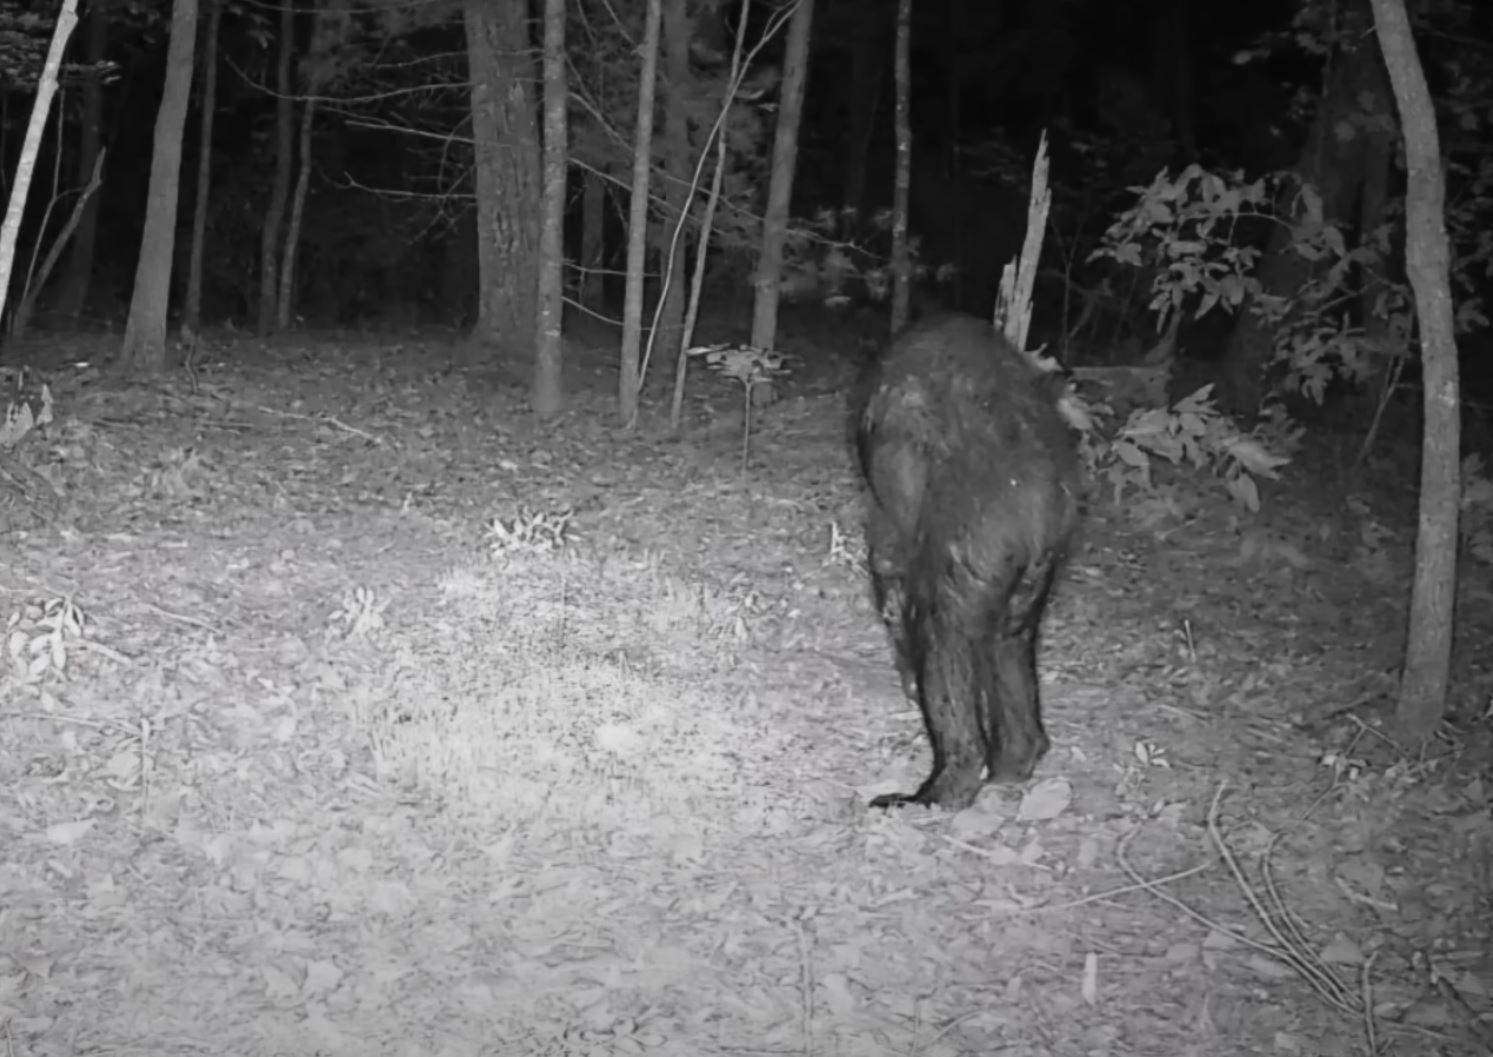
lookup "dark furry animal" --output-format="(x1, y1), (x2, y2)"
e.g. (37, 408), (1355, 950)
(854, 313), (1081, 810)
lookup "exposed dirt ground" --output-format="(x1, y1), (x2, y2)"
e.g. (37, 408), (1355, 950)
(1, 316), (1490, 1057)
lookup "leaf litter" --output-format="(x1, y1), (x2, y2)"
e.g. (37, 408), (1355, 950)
(0, 332), (1488, 1057)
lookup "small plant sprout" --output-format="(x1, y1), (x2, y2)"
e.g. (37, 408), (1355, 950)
(329, 587), (387, 641)
(6, 596), (87, 682)
(825, 520), (866, 572)
(689, 342), (790, 471)
(485, 506), (575, 558)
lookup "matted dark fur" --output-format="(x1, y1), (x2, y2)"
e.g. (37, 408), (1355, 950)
(853, 313), (1081, 810)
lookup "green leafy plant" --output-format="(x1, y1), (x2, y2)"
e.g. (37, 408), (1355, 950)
(485, 506), (575, 558)
(1091, 164), (1272, 335)
(1091, 164), (1413, 411)
(0, 384), (51, 448)
(328, 586), (388, 641)
(5, 596), (86, 684)
(1084, 384), (1296, 513)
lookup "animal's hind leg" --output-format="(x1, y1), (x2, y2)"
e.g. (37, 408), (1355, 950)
(866, 532), (916, 701)
(986, 629), (1051, 783)
(871, 606), (987, 810)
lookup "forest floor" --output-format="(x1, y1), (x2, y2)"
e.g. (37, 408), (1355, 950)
(1, 312), (1491, 1057)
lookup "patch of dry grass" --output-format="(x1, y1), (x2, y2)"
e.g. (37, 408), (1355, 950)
(332, 548), (778, 826)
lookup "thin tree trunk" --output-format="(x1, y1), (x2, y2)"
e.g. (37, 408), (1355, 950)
(579, 168), (604, 307)
(653, 0), (692, 375)
(748, 0), (815, 374)
(55, 0), (106, 319)
(183, 0), (219, 337)
(1369, 0), (1459, 740)
(11, 148), (104, 337)
(257, 0), (294, 336)
(618, 0), (662, 425)
(277, 96), (316, 329)
(888, 0), (912, 333)
(0, 0), (79, 323)
(533, 0), (567, 418)
(120, 0), (197, 370)
(464, 0), (542, 357)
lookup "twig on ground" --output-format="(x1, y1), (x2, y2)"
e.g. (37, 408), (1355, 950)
(0, 711), (124, 730)
(1006, 860), (1214, 916)
(1204, 784), (1357, 1013)
(256, 405), (382, 444)
(1120, 784), (1464, 1054)
(141, 601), (224, 635)
(939, 833), (1055, 871)
(73, 639), (136, 665)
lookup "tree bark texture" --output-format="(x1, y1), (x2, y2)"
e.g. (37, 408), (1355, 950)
(119, 0), (196, 370)
(183, 0), (220, 335)
(888, 0), (912, 333)
(1217, 31), (1394, 415)
(579, 168), (605, 308)
(533, 0), (568, 418)
(55, 0), (108, 319)
(11, 148), (104, 338)
(1369, 0), (1460, 739)
(617, 0), (662, 424)
(277, 95), (317, 329)
(257, 0), (294, 336)
(0, 0), (78, 323)
(464, 0), (542, 359)
(749, 0), (815, 357)
(653, 0), (693, 376)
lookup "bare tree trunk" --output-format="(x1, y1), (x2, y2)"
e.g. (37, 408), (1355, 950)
(1216, 31), (1393, 415)
(55, 0), (107, 319)
(1369, 0), (1459, 740)
(579, 168), (605, 308)
(464, 0), (542, 358)
(888, 0), (912, 333)
(654, 0), (692, 374)
(0, 0), (79, 323)
(277, 96), (316, 330)
(119, 0), (196, 370)
(618, 0), (662, 425)
(748, 0), (815, 379)
(841, 9), (884, 218)
(183, 0), (219, 337)
(279, 7), (350, 332)
(257, 0), (293, 336)
(533, 0), (567, 418)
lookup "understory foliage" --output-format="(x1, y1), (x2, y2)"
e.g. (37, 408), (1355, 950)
(1075, 382), (1297, 515)
(1092, 163), (1412, 406)
(1090, 2), (1492, 407)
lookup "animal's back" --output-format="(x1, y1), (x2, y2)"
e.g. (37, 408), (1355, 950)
(856, 313), (1079, 564)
